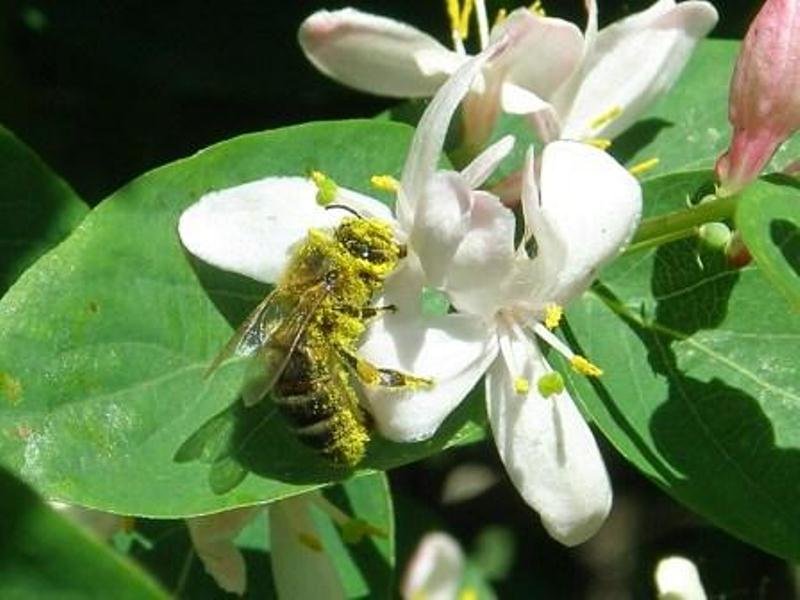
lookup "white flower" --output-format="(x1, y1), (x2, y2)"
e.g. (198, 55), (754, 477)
(179, 41), (514, 431)
(298, 1), (718, 148)
(401, 532), (465, 600)
(187, 498), (347, 598)
(361, 142), (641, 545)
(655, 556), (707, 600)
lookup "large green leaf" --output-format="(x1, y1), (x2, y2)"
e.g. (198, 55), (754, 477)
(0, 125), (88, 294)
(736, 177), (800, 309)
(559, 170), (800, 560)
(614, 40), (800, 180)
(0, 120), (487, 517)
(0, 467), (168, 599)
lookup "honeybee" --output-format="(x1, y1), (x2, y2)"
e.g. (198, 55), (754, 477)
(206, 206), (432, 466)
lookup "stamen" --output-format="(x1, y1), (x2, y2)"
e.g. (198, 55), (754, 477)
(544, 303), (563, 330)
(514, 377), (530, 395)
(628, 157), (660, 176)
(458, 0), (475, 41)
(570, 355), (603, 377)
(537, 372), (565, 397)
(310, 170), (338, 206)
(589, 105), (622, 130)
(585, 137), (612, 151)
(311, 494), (387, 544)
(445, 0), (467, 53)
(298, 532), (324, 552)
(474, 0), (489, 49)
(530, 0), (546, 16)
(494, 8), (507, 27)
(370, 174), (399, 193)
(532, 322), (575, 360)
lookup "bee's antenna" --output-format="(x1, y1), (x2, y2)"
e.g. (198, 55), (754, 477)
(325, 204), (363, 219)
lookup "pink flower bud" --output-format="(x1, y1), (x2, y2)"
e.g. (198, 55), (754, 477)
(716, 0), (800, 195)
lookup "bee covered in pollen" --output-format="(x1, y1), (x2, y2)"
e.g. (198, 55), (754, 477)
(206, 204), (433, 467)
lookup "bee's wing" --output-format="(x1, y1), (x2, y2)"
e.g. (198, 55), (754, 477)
(204, 288), (288, 378)
(240, 282), (331, 407)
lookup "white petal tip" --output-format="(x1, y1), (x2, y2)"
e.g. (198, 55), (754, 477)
(655, 556), (707, 600)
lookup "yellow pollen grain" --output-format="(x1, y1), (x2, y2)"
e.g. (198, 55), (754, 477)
(370, 174), (399, 193)
(544, 303), (563, 330)
(514, 377), (530, 395)
(537, 372), (565, 397)
(310, 170), (338, 206)
(298, 532), (324, 552)
(628, 157), (660, 176)
(460, 588), (479, 600)
(589, 105), (622, 129)
(494, 7), (507, 26)
(529, 0), (546, 16)
(570, 355), (603, 377)
(585, 137), (612, 151)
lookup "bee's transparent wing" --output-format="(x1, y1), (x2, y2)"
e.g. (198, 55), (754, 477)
(204, 288), (287, 378)
(240, 283), (330, 406)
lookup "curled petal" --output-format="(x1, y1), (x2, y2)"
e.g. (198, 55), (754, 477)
(299, 9), (458, 97)
(358, 306), (497, 442)
(528, 141), (641, 304)
(187, 507), (262, 595)
(178, 177), (391, 283)
(486, 333), (611, 546)
(401, 532), (465, 600)
(560, 1), (718, 140)
(655, 556), (708, 600)
(399, 36), (509, 222)
(501, 82), (561, 143)
(270, 498), (345, 600)
(459, 134), (516, 190)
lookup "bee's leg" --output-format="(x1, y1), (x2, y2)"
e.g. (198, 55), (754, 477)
(338, 348), (433, 389)
(336, 304), (397, 322)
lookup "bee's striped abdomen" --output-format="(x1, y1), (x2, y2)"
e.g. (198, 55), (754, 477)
(273, 345), (368, 466)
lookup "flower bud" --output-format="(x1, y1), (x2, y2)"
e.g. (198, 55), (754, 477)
(716, 0), (800, 195)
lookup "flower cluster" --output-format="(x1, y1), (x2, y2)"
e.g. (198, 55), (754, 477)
(177, 0), (719, 593)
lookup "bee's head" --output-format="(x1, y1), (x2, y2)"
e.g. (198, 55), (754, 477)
(334, 217), (403, 278)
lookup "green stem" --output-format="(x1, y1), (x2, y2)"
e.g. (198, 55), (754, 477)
(626, 193), (739, 254)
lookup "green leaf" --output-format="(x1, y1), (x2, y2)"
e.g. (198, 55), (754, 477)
(736, 177), (800, 309)
(614, 40), (800, 179)
(560, 170), (800, 561)
(0, 125), (88, 294)
(0, 120), (487, 517)
(0, 467), (168, 599)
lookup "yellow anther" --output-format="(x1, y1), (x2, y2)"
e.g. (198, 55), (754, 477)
(370, 174), (399, 193)
(298, 532), (324, 552)
(530, 0), (546, 16)
(459, 588), (479, 600)
(446, 0), (473, 40)
(514, 377), (530, 395)
(589, 105), (623, 129)
(537, 372), (565, 397)
(310, 170), (338, 206)
(494, 7), (507, 26)
(570, 355), (603, 377)
(585, 138), (612, 151)
(544, 303), (563, 330)
(628, 157), (660, 176)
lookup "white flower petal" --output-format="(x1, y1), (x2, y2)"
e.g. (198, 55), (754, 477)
(270, 498), (345, 600)
(494, 9), (585, 104)
(298, 9), (456, 98)
(359, 310), (497, 442)
(178, 177), (335, 283)
(486, 334), (612, 546)
(519, 145), (539, 246)
(50, 503), (125, 541)
(187, 507), (262, 595)
(560, 1), (718, 140)
(655, 556), (708, 600)
(531, 141), (641, 304)
(399, 37), (509, 219)
(401, 532), (465, 600)
(441, 463), (500, 504)
(460, 134), (515, 190)
(443, 191), (518, 318)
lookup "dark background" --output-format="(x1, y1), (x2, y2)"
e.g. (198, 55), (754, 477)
(3, 1), (794, 598)
(0, 0), (763, 202)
